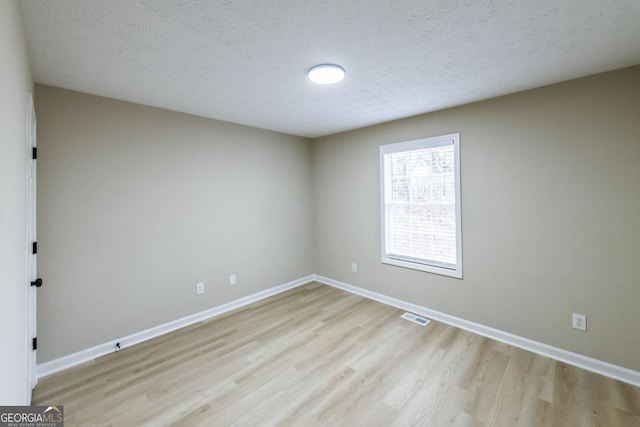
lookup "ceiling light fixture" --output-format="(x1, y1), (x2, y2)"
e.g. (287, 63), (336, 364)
(307, 64), (346, 85)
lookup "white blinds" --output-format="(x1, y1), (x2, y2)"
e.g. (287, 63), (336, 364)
(381, 134), (461, 276)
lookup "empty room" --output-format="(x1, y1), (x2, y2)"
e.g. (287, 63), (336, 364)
(1, 0), (639, 425)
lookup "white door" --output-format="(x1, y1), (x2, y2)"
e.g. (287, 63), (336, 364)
(26, 92), (38, 399)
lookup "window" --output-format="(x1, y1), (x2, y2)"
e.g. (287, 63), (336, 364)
(380, 133), (462, 278)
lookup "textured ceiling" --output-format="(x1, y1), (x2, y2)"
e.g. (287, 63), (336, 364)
(21, 0), (640, 138)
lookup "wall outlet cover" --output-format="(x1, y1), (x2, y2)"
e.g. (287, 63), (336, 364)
(572, 313), (587, 331)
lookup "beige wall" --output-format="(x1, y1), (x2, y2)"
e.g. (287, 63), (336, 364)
(0, 0), (34, 404)
(312, 65), (640, 371)
(36, 86), (313, 362)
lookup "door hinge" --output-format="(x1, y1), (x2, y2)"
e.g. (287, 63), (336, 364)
(32, 337), (37, 351)
(32, 147), (37, 160)
(32, 241), (37, 254)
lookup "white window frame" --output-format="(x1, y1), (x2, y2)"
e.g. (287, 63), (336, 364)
(380, 133), (462, 278)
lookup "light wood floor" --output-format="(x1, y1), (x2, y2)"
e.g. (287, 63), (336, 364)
(33, 282), (640, 426)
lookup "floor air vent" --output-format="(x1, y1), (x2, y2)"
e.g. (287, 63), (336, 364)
(401, 312), (431, 326)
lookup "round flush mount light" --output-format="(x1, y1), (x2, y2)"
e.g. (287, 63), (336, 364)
(307, 64), (346, 84)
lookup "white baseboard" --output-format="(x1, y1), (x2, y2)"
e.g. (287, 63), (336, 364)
(38, 273), (640, 388)
(313, 274), (640, 388)
(36, 275), (314, 379)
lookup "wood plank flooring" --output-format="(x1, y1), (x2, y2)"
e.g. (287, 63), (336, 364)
(33, 282), (640, 426)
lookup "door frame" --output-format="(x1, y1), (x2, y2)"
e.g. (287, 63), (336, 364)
(25, 92), (37, 400)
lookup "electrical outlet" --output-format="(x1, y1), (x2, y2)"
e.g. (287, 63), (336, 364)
(196, 282), (204, 295)
(572, 313), (587, 331)
(351, 263), (357, 273)
(229, 274), (236, 286)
